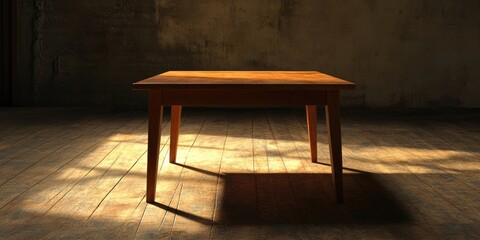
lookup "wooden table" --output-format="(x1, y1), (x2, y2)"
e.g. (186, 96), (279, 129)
(133, 71), (355, 203)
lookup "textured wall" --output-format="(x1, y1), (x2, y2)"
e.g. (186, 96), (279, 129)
(19, 0), (480, 107)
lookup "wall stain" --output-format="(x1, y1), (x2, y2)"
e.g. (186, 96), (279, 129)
(32, 0), (45, 105)
(278, 0), (296, 32)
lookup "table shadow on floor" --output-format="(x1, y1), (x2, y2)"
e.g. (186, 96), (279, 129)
(153, 167), (412, 226)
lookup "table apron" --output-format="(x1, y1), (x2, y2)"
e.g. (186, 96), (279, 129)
(156, 89), (328, 106)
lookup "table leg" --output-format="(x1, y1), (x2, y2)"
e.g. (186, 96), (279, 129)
(170, 105), (182, 163)
(325, 90), (343, 203)
(147, 89), (163, 203)
(306, 105), (317, 163)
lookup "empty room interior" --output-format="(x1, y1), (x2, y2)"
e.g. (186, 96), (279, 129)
(1, 1), (479, 239)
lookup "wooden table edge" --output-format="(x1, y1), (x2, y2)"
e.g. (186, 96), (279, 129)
(132, 84), (356, 91)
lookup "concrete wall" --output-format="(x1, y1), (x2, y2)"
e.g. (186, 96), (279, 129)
(16, 0), (480, 107)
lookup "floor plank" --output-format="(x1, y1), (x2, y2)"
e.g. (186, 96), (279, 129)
(134, 111), (207, 239)
(0, 107), (478, 239)
(169, 110), (228, 239)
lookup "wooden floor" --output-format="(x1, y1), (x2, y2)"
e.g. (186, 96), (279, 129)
(0, 107), (479, 239)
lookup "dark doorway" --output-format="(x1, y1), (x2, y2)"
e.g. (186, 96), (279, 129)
(1, 0), (16, 106)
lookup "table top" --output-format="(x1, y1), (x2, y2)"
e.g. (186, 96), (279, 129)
(133, 71), (355, 90)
